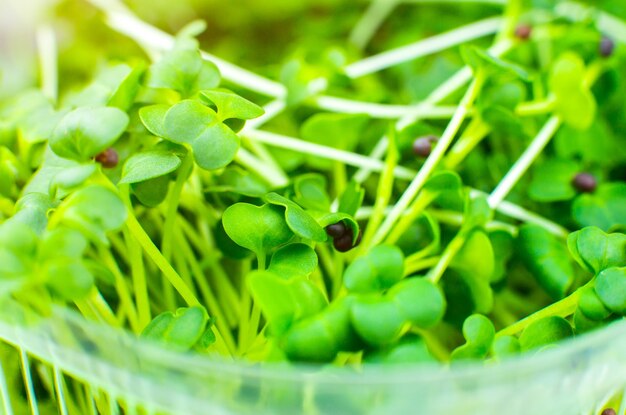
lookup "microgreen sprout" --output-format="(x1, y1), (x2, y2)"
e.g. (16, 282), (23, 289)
(2, 2), (626, 412)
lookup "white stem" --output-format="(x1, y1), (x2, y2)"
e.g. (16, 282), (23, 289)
(101, 10), (287, 97)
(496, 199), (569, 238)
(487, 116), (562, 208)
(243, 129), (416, 180)
(313, 96), (462, 119)
(349, 0), (401, 50)
(235, 149), (289, 188)
(36, 25), (58, 103)
(345, 16), (503, 78)
(242, 99), (287, 131)
(351, 39), (512, 183)
(371, 77), (483, 246)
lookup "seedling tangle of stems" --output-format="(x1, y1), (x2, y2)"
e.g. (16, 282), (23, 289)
(2, 0), (626, 378)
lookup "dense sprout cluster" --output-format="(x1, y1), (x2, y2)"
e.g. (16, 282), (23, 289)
(1, 1), (626, 404)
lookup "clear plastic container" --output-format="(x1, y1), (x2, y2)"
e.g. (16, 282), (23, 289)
(0, 299), (624, 415)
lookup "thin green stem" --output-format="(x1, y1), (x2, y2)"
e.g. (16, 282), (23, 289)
(372, 73), (486, 246)
(123, 227), (151, 328)
(124, 200), (200, 307)
(496, 289), (582, 338)
(175, 229), (236, 355)
(487, 116), (562, 208)
(404, 256), (440, 276)
(359, 127), (398, 252)
(99, 247), (140, 333)
(426, 231), (470, 284)
(384, 192), (436, 245)
(349, 0), (400, 49)
(162, 155), (193, 261)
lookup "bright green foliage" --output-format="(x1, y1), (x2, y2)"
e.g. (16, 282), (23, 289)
(572, 183), (626, 231)
(292, 174), (331, 212)
(389, 278), (446, 328)
(462, 45), (530, 81)
(120, 150), (182, 184)
(518, 224), (574, 300)
(350, 295), (406, 346)
(222, 203), (293, 255)
(528, 159), (579, 202)
(248, 270), (327, 336)
(578, 284), (612, 321)
(549, 52), (596, 130)
(163, 100), (240, 170)
(343, 245), (404, 293)
(492, 336), (520, 359)
(50, 106), (129, 161)
(518, 317), (573, 351)
(567, 226), (626, 274)
(264, 192), (327, 242)
(282, 297), (359, 362)
(147, 48), (220, 97)
(364, 335), (436, 364)
(268, 243), (318, 279)
(337, 180), (364, 216)
(595, 267), (626, 314)
(200, 89), (264, 122)
(450, 314), (495, 360)
(54, 185), (127, 245)
(141, 306), (215, 351)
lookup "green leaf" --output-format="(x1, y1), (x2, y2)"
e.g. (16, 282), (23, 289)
(595, 267), (626, 314)
(314, 211), (360, 244)
(163, 100), (240, 170)
(518, 316), (573, 351)
(365, 335), (435, 364)
(45, 258), (94, 301)
(57, 185), (127, 244)
(222, 203), (293, 255)
(147, 48), (220, 97)
(567, 226), (626, 274)
(450, 314), (495, 360)
(492, 336), (520, 359)
(343, 245), (404, 293)
(49, 164), (98, 199)
(264, 192), (327, 242)
(131, 175), (170, 207)
(248, 270), (326, 336)
(389, 277), (446, 328)
(283, 297), (358, 362)
(461, 45), (530, 81)
(549, 52), (596, 130)
(578, 284), (611, 321)
(211, 166), (268, 197)
(38, 228), (87, 261)
(450, 230), (495, 282)
(338, 180), (364, 217)
(268, 243), (318, 279)
(50, 106), (129, 161)
(350, 295), (405, 346)
(120, 150), (182, 184)
(572, 183), (626, 231)
(518, 224), (574, 299)
(139, 104), (169, 138)
(528, 159), (579, 202)
(292, 174), (331, 212)
(200, 89), (264, 122)
(141, 306), (210, 351)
